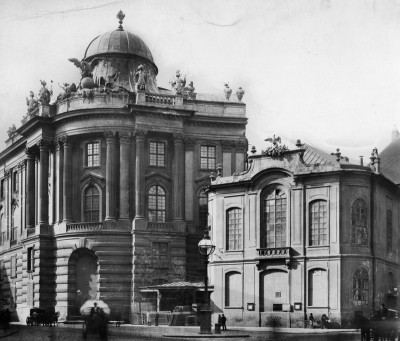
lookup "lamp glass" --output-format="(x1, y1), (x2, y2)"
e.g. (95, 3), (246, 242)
(198, 230), (216, 256)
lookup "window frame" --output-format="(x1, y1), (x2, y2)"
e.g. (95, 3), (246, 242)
(85, 141), (101, 168)
(200, 145), (216, 170)
(352, 268), (369, 306)
(147, 185), (166, 223)
(351, 199), (368, 246)
(226, 207), (243, 251)
(225, 271), (243, 308)
(149, 141), (166, 167)
(0, 179), (4, 199)
(27, 247), (35, 272)
(261, 188), (288, 248)
(83, 185), (100, 222)
(309, 199), (328, 246)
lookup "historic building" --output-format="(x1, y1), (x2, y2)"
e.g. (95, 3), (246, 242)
(208, 135), (400, 327)
(0, 11), (247, 322)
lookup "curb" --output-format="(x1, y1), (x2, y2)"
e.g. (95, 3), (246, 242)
(163, 334), (250, 339)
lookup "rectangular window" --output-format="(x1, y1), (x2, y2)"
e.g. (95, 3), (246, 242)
(13, 171), (18, 192)
(309, 200), (328, 246)
(149, 142), (165, 167)
(0, 179), (4, 198)
(27, 247), (34, 272)
(200, 145), (216, 169)
(11, 255), (16, 278)
(86, 142), (100, 167)
(153, 242), (168, 256)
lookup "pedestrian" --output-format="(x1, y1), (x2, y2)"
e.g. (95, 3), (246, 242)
(309, 313), (315, 328)
(146, 311), (151, 326)
(220, 314), (227, 331)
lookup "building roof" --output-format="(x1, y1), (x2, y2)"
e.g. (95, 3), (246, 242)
(211, 142), (363, 187)
(378, 136), (400, 184)
(84, 29), (154, 64)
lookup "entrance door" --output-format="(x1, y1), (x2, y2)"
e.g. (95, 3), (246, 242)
(68, 249), (98, 316)
(260, 270), (288, 311)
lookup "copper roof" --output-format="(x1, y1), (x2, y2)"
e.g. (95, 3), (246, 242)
(84, 29), (154, 63)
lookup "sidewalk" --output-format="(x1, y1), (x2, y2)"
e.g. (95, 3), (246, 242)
(9, 322), (360, 339)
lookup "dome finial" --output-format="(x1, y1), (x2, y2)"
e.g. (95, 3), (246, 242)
(116, 10), (125, 30)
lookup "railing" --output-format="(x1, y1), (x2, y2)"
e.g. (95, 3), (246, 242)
(256, 247), (292, 258)
(145, 93), (175, 105)
(0, 232), (5, 245)
(10, 227), (18, 245)
(66, 222), (103, 232)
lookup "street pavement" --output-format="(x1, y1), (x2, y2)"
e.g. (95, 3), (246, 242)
(2, 323), (362, 341)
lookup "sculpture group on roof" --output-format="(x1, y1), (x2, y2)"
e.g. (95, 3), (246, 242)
(263, 135), (288, 157)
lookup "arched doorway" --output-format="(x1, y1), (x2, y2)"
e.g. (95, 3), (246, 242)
(260, 269), (288, 312)
(68, 248), (98, 317)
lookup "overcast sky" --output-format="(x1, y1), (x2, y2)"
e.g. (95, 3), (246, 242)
(1, 0), (400, 162)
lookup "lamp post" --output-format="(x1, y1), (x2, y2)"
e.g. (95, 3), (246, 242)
(198, 228), (215, 334)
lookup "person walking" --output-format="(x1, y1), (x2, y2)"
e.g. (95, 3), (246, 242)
(309, 313), (315, 328)
(220, 314), (227, 331)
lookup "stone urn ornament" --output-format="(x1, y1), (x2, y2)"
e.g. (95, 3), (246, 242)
(236, 87), (245, 101)
(224, 83), (232, 100)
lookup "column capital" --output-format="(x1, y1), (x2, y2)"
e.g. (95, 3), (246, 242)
(25, 147), (36, 159)
(119, 132), (131, 144)
(104, 131), (116, 142)
(17, 160), (26, 171)
(184, 137), (196, 150)
(134, 129), (147, 140)
(173, 133), (184, 144)
(4, 169), (12, 178)
(37, 139), (52, 150)
(221, 140), (234, 152)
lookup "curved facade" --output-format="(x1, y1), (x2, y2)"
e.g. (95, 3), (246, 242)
(0, 14), (247, 323)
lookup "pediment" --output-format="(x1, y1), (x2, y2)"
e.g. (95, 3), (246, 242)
(80, 172), (105, 189)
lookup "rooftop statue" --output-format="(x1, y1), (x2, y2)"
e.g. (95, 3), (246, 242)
(57, 83), (77, 101)
(68, 58), (94, 79)
(184, 81), (196, 99)
(170, 70), (186, 95)
(224, 83), (232, 100)
(7, 124), (16, 139)
(26, 91), (38, 113)
(38, 80), (53, 105)
(236, 87), (245, 101)
(134, 65), (147, 92)
(263, 135), (288, 157)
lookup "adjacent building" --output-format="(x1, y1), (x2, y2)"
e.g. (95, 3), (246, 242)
(208, 137), (400, 327)
(0, 12), (247, 322)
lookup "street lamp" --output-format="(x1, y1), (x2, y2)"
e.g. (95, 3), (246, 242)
(198, 228), (215, 334)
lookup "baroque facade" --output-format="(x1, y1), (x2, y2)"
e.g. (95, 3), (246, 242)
(0, 12), (247, 322)
(208, 137), (400, 328)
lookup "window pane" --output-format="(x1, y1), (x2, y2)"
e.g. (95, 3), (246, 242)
(200, 145), (216, 170)
(226, 208), (242, 250)
(309, 200), (328, 246)
(148, 185), (166, 222)
(150, 141), (165, 166)
(84, 186), (100, 222)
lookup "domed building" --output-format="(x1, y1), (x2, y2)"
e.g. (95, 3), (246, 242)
(0, 11), (247, 323)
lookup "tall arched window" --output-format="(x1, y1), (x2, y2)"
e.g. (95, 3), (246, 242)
(225, 271), (242, 307)
(226, 208), (242, 250)
(309, 200), (328, 246)
(387, 209), (393, 252)
(262, 189), (287, 248)
(84, 186), (100, 222)
(353, 268), (369, 306)
(198, 189), (208, 228)
(148, 185), (166, 222)
(351, 199), (367, 245)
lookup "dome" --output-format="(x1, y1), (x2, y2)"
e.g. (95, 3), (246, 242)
(84, 29), (155, 65)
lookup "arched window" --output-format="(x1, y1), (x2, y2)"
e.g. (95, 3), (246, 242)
(84, 186), (100, 222)
(308, 268), (328, 306)
(225, 271), (242, 307)
(387, 209), (393, 252)
(309, 200), (328, 246)
(148, 185), (166, 222)
(351, 199), (367, 245)
(353, 268), (369, 306)
(226, 208), (242, 250)
(262, 189), (287, 248)
(198, 189), (208, 228)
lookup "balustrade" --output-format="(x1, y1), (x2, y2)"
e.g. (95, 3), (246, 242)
(256, 246), (292, 258)
(145, 93), (175, 105)
(66, 222), (103, 232)
(147, 221), (174, 230)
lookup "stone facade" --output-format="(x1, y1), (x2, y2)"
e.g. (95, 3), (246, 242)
(0, 15), (247, 323)
(208, 143), (400, 328)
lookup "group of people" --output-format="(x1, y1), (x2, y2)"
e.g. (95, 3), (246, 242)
(218, 314), (227, 330)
